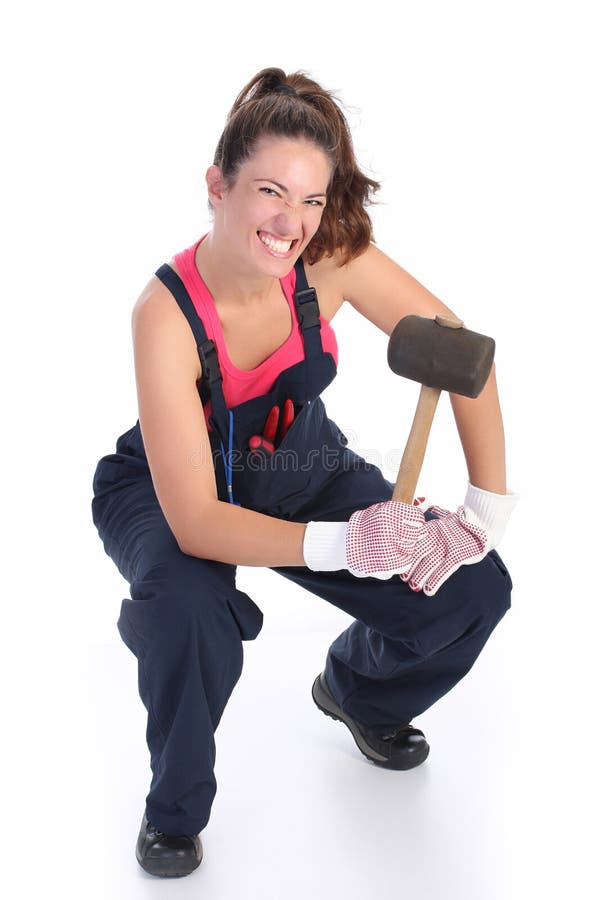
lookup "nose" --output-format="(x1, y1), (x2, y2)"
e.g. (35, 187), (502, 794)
(272, 204), (303, 234)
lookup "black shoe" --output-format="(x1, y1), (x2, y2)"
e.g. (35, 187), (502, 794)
(135, 814), (203, 878)
(312, 671), (430, 770)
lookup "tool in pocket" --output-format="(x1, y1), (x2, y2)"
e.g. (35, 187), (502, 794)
(248, 400), (296, 456)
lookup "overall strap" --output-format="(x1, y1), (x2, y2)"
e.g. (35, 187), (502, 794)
(154, 263), (227, 418)
(154, 257), (324, 414)
(293, 256), (324, 359)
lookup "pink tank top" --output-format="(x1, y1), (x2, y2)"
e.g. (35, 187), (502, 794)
(174, 238), (339, 430)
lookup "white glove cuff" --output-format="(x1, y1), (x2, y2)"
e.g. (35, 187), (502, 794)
(463, 482), (519, 548)
(303, 521), (348, 571)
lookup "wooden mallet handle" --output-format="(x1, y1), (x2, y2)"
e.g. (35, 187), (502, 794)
(392, 314), (464, 504)
(392, 385), (442, 503)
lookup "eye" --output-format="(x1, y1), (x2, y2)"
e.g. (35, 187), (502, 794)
(259, 186), (279, 197)
(305, 199), (325, 207)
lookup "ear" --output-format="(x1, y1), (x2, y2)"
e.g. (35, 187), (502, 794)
(206, 165), (227, 206)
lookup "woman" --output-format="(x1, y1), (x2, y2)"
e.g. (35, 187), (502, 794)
(91, 67), (517, 878)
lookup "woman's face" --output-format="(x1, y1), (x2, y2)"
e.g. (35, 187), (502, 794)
(208, 134), (332, 277)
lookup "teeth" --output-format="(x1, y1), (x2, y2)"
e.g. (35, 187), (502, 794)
(259, 232), (293, 254)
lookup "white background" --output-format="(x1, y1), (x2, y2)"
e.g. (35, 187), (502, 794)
(2, 1), (598, 897)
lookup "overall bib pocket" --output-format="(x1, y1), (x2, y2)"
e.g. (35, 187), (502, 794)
(219, 397), (346, 518)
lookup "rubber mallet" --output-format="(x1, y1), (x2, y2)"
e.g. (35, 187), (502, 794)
(387, 314), (495, 503)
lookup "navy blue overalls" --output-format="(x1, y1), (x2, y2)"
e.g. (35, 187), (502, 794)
(91, 257), (512, 837)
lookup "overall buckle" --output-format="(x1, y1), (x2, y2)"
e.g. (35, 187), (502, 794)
(198, 340), (223, 405)
(198, 340), (222, 390)
(295, 288), (321, 330)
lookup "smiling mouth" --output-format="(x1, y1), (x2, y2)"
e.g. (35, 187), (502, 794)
(257, 231), (299, 256)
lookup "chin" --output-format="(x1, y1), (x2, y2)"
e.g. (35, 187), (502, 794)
(255, 253), (298, 279)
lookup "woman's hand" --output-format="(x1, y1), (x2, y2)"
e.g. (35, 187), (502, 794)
(399, 483), (518, 595)
(303, 500), (426, 577)
(303, 484), (517, 592)
(398, 506), (489, 594)
(345, 500), (427, 579)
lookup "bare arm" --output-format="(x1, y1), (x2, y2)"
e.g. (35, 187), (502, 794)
(449, 366), (506, 494)
(132, 278), (308, 566)
(182, 501), (308, 566)
(338, 244), (508, 494)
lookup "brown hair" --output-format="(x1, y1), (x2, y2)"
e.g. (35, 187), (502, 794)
(213, 67), (380, 266)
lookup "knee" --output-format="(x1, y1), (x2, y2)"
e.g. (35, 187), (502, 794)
(449, 549), (512, 628)
(125, 556), (231, 629)
(119, 554), (263, 648)
(394, 552), (511, 660)
(486, 549), (512, 607)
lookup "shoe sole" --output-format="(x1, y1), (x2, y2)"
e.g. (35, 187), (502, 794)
(135, 846), (202, 878)
(311, 672), (429, 771)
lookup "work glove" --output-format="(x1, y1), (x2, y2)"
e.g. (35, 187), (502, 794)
(302, 484), (518, 594)
(402, 483), (518, 595)
(303, 499), (427, 579)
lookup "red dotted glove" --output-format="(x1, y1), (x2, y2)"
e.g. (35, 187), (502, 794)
(302, 485), (517, 589)
(399, 505), (489, 595)
(345, 501), (427, 579)
(399, 484), (519, 595)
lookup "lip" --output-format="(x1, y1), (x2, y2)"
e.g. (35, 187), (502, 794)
(257, 230), (301, 259)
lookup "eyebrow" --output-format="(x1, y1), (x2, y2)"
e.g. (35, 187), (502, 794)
(253, 178), (327, 199)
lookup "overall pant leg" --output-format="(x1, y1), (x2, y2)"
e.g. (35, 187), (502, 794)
(272, 454), (512, 733)
(275, 552), (511, 731)
(92, 467), (263, 835)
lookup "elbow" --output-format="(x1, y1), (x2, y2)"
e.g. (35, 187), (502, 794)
(177, 531), (204, 559)
(176, 535), (193, 557)
(175, 499), (220, 558)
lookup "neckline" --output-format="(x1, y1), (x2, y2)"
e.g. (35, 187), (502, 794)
(186, 236), (299, 379)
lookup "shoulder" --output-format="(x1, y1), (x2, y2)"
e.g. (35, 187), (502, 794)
(339, 241), (444, 312)
(307, 243), (455, 336)
(302, 243), (388, 322)
(132, 265), (202, 380)
(336, 242), (402, 296)
(303, 242), (388, 291)
(132, 265), (181, 333)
